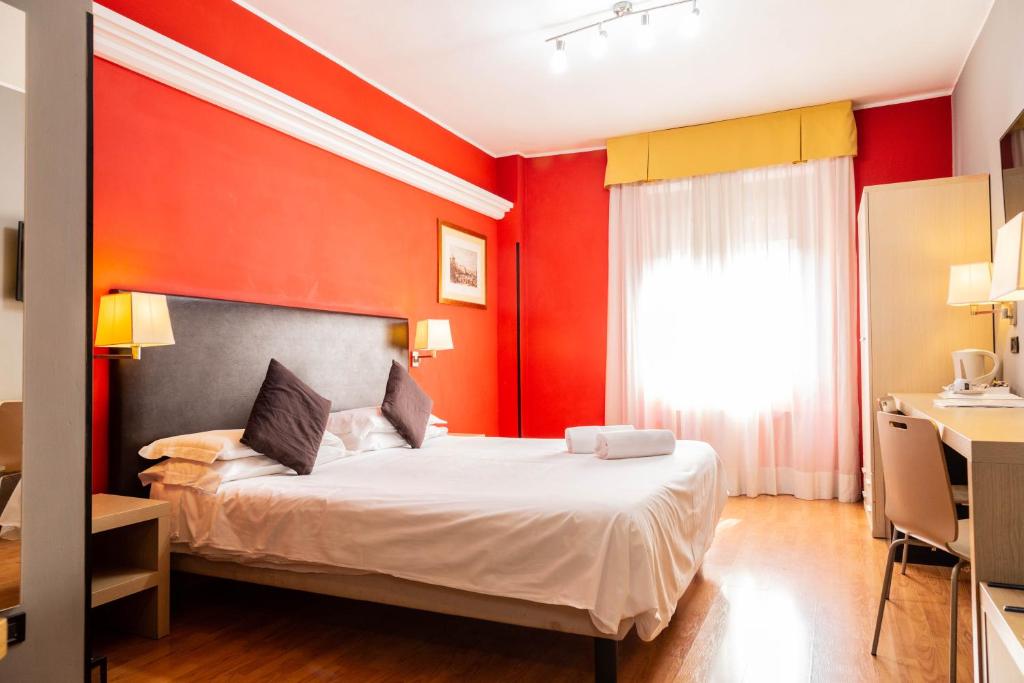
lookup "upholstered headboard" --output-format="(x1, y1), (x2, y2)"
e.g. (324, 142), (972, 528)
(108, 294), (408, 495)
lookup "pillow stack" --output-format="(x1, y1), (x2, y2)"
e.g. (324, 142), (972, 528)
(327, 406), (447, 452)
(138, 358), (449, 494)
(138, 428), (347, 494)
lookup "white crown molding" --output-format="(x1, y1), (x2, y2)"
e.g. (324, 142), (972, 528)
(91, 5), (513, 220)
(853, 88), (953, 111)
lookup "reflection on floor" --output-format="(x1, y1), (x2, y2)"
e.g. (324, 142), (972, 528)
(0, 538), (19, 609)
(95, 496), (971, 682)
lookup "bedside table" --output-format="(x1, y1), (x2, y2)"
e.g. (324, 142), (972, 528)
(91, 494), (170, 638)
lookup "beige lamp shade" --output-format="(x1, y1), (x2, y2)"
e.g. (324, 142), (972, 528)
(95, 292), (175, 357)
(947, 262), (993, 305)
(414, 319), (454, 352)
(990, 212), (1024, 301)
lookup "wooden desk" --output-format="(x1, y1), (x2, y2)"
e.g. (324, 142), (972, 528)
(892, 393), (1024, 682)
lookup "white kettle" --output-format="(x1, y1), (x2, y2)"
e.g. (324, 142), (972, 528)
(951, 349), (1001, 387)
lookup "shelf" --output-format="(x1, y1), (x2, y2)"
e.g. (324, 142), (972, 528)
(91, 566), (160, 608)
(92, 494), (169, 534)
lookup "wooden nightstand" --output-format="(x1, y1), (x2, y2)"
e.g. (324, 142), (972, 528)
(91, 494), (170, 638)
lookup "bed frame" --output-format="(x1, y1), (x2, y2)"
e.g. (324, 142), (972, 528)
(108, 294), (628, 682)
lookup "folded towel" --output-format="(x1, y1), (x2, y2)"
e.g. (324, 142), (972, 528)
(595, 429), (676, 460)
(565, 425), (634, 453)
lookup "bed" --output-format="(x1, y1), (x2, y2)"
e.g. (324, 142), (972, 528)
(108, 294), (727, 682)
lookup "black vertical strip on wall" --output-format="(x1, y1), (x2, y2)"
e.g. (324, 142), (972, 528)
(515, 242), (523, 438)
(84, 10), (95, 681)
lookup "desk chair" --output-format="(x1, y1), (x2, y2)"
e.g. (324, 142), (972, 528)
(876, 398), (968, 575)
(871, 411), (970, 682)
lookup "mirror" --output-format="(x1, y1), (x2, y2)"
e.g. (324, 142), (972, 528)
(0, 0), (25, 610)
(1000, 110), (1024, 221)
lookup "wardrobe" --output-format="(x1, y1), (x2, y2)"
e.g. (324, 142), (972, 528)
(859, 174), (993, 538)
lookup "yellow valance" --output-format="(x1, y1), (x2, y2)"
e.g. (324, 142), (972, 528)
(605, 100), (857, 186)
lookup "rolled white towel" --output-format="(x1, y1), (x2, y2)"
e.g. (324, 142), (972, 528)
(594, 429), (676, 460)
(565, 425), (634, 454)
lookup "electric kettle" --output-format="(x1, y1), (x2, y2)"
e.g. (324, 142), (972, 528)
(951, 349), (1001, 387)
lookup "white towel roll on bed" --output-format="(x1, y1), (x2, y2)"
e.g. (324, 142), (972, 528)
(595, 429), (676, 460)
(565, 425), (634, 453)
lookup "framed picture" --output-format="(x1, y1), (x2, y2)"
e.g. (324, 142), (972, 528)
(438, 220), (486, 309)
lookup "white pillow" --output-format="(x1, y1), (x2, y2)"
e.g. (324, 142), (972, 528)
(140, 428), (343, 464)
(139, 443), (350, 493)
(327, 406), (446, 440)
(341, 423), (448, 452)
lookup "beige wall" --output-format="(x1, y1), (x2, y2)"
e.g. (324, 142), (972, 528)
(952, 0), (1024, 391)
(0, 0), (89, 680)
(0, 2), (24, 93)
(0, 85), (24, 402)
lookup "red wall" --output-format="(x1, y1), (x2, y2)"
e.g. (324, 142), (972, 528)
(98, 0), (496, 193)
(495, 151), (610, 438)
(93, 0), (955, 485)
(92, 3), (500, 492)
(853, 96), (953, 208)
(501, 97), (954, 439)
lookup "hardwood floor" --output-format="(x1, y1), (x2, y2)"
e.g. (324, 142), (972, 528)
(0, 538), (20, 609)
(94, 496), (972, 682)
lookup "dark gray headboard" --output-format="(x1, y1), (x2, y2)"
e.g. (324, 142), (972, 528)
(109, 294), (408, 495)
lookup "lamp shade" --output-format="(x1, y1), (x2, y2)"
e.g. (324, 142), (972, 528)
(990, 212), (1024, 301)
(95, 292), (175, 349)
(414, 319), (454, 352)
(947, 262), (993, 305)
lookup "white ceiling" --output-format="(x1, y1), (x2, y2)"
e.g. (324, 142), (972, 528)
(235, 0), (993, 157)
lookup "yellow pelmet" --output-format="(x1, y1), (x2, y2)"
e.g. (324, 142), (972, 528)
(604, 133), (650, 186)
(605, 100), (857, 186)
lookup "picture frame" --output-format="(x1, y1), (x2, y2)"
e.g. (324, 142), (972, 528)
(437, 220), (486, 309)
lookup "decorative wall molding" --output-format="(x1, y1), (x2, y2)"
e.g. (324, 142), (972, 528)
(92, 5), (513, 220)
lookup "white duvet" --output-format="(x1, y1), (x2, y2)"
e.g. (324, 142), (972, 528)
(152, 436), (726, 640)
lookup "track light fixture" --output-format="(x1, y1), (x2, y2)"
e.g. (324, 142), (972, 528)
(546, 0), (702, 73)
(550, 38), (568, 74)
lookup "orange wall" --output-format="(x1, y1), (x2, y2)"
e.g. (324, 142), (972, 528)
(92, 4), (500, 492)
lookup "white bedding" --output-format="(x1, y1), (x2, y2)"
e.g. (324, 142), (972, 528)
(151, 435), (726, 640)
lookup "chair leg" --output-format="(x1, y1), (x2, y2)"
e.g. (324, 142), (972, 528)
(872, 537), (907, 656)
(900, 532), (910, 575)
(949, 560), (966, 683)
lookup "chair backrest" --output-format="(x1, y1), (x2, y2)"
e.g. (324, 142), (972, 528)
(0, 401), (22, 474)
(876, 411), (958, 547)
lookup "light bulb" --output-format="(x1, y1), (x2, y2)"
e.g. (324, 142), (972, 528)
(589, 24), (609, 59)
(637, 12), (655, 50)
(550, 39), (568, 74)
(680, 2), (701, 38)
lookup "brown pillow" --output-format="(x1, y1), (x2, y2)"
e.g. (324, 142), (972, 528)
(241, 359), (330, 475)
(381, 360), (433, 448)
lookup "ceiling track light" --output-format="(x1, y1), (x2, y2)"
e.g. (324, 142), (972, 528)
(545, 0), (702, 60)
(550, 38), (568, 74)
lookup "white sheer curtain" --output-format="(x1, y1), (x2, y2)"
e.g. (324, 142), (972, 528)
(606, 157), (859, 501)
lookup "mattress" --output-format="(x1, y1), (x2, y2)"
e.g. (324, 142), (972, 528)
(151, 435), (726, 640)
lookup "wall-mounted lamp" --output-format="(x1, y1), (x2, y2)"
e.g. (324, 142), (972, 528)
(947, 261), (996, 316)
(989, 212), (1024, 327)
(412, 319), (453, 368)
(94, 292), (175, 360)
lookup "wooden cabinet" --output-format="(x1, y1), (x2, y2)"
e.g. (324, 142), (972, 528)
(859, 175), (992, 538)
(980, 583), (1024, 682)
(91, 494), (170, 638)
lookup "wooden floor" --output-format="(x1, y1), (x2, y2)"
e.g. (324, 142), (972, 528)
(94, 496), (972, 682)
(0, 538), (20, 610)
